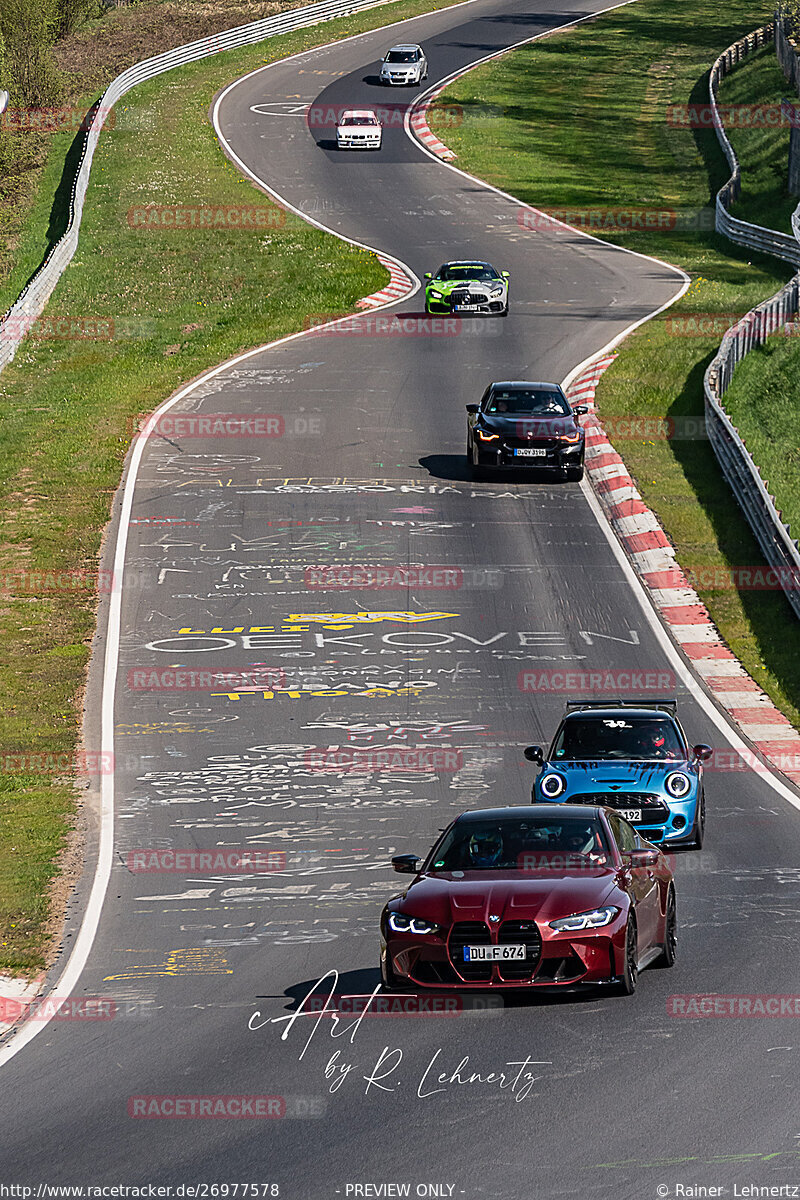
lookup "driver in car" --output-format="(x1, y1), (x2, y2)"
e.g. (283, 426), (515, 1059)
(468, 830), (504, 868)
(555, 824), (607, 865)
(636, 727), (669, 759)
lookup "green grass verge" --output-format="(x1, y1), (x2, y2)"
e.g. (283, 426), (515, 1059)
(0, 0), (467, 975)
(714, 44), (800, 546)
(721, 335), (800, 542)
(722, 43), (797, 234)
(428, 0), (800, 726)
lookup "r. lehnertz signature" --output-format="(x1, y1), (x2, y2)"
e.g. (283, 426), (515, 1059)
(248, 970), (550, 1102)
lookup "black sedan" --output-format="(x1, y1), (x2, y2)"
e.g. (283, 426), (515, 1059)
(466, 381), (587, 480)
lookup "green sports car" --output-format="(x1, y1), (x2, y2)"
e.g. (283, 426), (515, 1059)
(424, 260), (510, 316)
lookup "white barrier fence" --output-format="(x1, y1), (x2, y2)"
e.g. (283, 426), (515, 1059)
(704, 22), (800, 618)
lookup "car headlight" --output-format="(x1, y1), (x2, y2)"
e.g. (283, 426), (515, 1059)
(488, 286), (504, 297)
(429, 288), (443, 297)
(539, 772), (566, 798)
(549, 906), (620, 932)
(559, 432), (581, 443)
(665, 771), (692, 798)
(388, 912), (439, 935)
(475, 428), (499, 442)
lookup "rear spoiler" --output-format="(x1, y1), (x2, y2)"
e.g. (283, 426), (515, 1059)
(564, 698), (678, 715)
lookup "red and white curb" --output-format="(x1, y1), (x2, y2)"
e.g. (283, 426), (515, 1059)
(567, 355), (800, 788)
(408, 81), (458, 160)
(356, 252), (415, 308)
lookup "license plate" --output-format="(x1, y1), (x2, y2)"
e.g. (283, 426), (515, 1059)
(464, 944), (526, 962)
(514, 447), (547, 458)
(619, 808), (642, 822)
(453, 304), (478, 312)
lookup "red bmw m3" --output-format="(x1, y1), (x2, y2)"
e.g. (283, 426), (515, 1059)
(380, 805), (676, 995)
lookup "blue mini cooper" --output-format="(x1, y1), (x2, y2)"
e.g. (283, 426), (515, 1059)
(525, 701), (712, 849)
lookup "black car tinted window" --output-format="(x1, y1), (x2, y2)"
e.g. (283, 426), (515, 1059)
(553, 716), (683, 760)
(484, 389), (569, 416)
(427, 815), (609, 871)
(436, 264), (500, 282)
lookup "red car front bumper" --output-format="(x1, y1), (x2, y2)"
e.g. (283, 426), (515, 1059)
(383, 912), (629, 989)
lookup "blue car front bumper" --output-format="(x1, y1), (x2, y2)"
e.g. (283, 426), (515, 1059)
(532, 787), (700, 846)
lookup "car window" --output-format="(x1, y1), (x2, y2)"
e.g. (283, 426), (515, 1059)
(426, 815), (610, 871)
(606, 813), (638, 853)
(553, 716), (684, 760)
(386, 50), (417, 62)
(436, 265), (500, 282)
(483, 389), (569, 416)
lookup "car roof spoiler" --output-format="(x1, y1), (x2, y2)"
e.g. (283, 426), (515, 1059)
(564, 698), (678, 715)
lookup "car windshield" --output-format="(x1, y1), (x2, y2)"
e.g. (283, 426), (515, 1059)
(436, 264), (499, 281)
(553, 716), (684, 760)
(484, 388), (569, 416)
(386, 50), (418, 61)
(427, 815), (610, 871)
(341, 116), (377, 126)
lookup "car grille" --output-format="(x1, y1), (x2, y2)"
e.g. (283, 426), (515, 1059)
(447, 920), (542, 982)
(497, 920), (542, 981)
(570, 792), (671, 822)
(450, 289), (486, 306)
(448, 921), (491, 981)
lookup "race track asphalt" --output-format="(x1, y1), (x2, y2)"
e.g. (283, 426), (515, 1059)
(2, 2), (800, 1196)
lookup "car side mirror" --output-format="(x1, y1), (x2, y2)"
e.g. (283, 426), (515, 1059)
(692, 744), (713, 762)
(424, 272), (432, 280)
(391, 854), (420, 874)
(623, 848), (659, 868)
(501, 271), (510, 278)
(466, 403), (479, 414)
(572, 404), (588, 416)
(524, 745), (543, 764)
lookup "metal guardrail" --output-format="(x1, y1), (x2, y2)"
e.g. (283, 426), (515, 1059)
(704, 24), (800, 618)
(0, 0), (396, 374)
